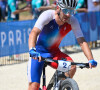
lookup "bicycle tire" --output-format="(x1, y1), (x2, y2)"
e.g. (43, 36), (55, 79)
(60, 78), (79, 90)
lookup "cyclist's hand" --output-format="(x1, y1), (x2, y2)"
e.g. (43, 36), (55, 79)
(29, 48), (41, 62)
(88, 59), (97, 68)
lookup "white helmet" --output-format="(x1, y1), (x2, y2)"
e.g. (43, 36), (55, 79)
(57, 0), (78, 10)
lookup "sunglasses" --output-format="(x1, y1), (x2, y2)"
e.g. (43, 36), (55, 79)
(62, 9), (75, 15)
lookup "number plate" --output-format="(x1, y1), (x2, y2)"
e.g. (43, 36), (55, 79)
(57, 61), (71, 72)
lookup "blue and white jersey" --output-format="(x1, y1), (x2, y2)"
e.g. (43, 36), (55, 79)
(34, 10), (83, 55)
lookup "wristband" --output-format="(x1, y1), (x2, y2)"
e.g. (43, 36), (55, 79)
(29, 47), (36, 51)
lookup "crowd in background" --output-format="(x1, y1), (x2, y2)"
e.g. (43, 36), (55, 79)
(0, 0), (100, 49)
(0, 0), (57, 22)
(0, 0), (100, 22)
(0, 0), (7, 21)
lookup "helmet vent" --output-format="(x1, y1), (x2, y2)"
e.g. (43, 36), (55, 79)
(57, 0), (78, 9)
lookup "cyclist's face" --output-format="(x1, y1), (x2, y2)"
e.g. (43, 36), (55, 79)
(60, 10), (71, 23)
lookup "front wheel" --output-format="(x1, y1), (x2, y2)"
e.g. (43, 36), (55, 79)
(60, 78), (79, 90)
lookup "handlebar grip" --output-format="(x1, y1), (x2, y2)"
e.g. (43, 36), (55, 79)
(71, 62), (89, 68)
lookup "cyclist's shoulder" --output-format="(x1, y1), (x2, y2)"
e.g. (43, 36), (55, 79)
(70, 15), (77, 20)
(68, 15), (79, 24)
(35, 10), (55, 29)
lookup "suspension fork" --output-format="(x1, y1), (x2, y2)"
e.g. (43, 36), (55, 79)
(55, 71), (59, 86)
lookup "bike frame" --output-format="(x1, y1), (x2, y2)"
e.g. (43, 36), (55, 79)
(42, 62), (67, 90)
(42, 65), (60, 90)
(41, 58), (89, 90)
(42, 65), (47, 90)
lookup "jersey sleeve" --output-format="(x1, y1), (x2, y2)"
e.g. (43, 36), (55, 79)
(70, 16), (84, 38)
(34, 10), (54, 30)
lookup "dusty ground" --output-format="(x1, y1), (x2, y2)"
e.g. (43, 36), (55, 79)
(0, 48), (100, 90)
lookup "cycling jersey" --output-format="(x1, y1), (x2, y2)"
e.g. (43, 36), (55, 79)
(35, 10), (83, 56)
(27, 10), (84, 83)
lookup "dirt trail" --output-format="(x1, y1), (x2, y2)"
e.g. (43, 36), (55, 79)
(0, 48), (100, 90)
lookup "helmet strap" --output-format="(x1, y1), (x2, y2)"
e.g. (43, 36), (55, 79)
(57, 8), (61, 16)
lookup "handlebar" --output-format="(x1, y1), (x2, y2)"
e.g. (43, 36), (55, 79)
(41, 57), (89, 69)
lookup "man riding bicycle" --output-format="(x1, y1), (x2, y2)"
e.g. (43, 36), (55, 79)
(28, 0), (97, 90)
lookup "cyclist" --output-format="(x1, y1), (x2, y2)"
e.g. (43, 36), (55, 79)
(28, 0), (97, 90)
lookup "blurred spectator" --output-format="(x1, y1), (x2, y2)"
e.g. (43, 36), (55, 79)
(0, 0), (7, 21)
(37, 4), (56, 11)
(31, 0), (51, 19)
(26, 0), (32, 6)
(7, 0), (30, 21)
(87, 0), (100, 48)
(16, 0), (20, 20)
(26, 0), (32, 15)
(0, 5), (1, 21)
(36, 0), (56, 12)
(75, 0), (88, 13)
(53, 0), (56, 5)
(31, 0), (44, 19)
(88, 0), (100, 12)
(7, 0), (19, 21)
(18, 0), (56, 19)
(43, 0), (50, 6)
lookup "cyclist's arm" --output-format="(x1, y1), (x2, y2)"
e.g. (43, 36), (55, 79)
(28, 27), (42, 61)
(77, 37), (94, 61)
(29, 27), (41, 50)
(71, 16), (94, 68)
(77, 37), (94, 68)
(71, 16), (94, 60)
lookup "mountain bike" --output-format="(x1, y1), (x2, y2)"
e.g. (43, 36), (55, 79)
(39, 57), (89, 90)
